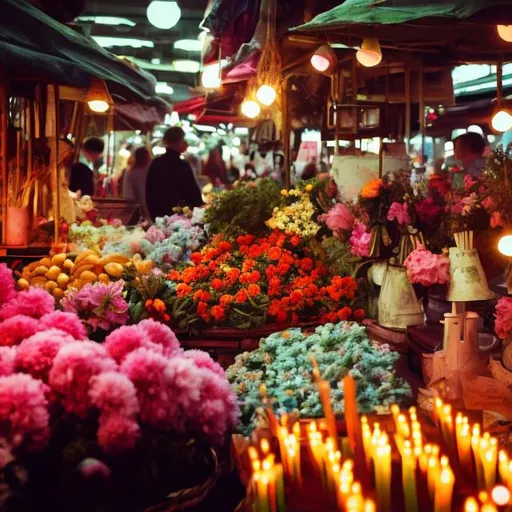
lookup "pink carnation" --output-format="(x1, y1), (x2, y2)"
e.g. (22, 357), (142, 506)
(181, 350), (225, 378)
(387, 202), (411, 225)
(495, 297), (512, 340)
(0, 263), (16, 305)
(163, 357), (201, 412)
(0, 347), (16, 377)
(104, 325), (163, 364)
(0, 373), (50, 448)
(0, 288), (55, 321)
(97, 414), (140, 455)
(41, 312), (87, 340)
(349, 221), (371, 257)
(0, 315), (42, 346)
(120, 349), (170, 427)
(49, 341), (117, 417)
(403, 245), (450, 287)
(319, 203), (354, 232)
(16, 329), (75, 382)
(137, 319), (182, 357)
(89, 371), (139, 418)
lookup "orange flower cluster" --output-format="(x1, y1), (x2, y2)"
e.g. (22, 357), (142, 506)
(145, 298), (171, 323)
(166, 231), (363, 329)
(360, 178), (383, 199)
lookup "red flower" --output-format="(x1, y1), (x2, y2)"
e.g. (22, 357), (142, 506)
(248, 284), (261, 297)
(235, 289), (248, 304)
(227, 268), (241, 284)
(211, 305), (226, 321)
(242, 259), (256, 273)
(190, 252), (203, 265)
(353, 309), (365, 322)
(176, 283), (192, 297)
(290, 290), (303, 306)
(237, 234), (254, 246)
(268, 247), (282, 261)
(193, 290), (211, 302)
(276, 310), (288, 323)
(220, 294), (234, 307)
(249, 244), (263, 259)
(290, 236), (301, 247)
(321, 312), (339, 324)
(267, 300), (281, 316)
(249, 270), (261, 283)
(337, 307), (352, 321)
(218, 241), (232, 253)
(197, 301), (209, 315)
(168, 270), (180, 281)
(265, 265), (277, 279)
(208, 261), (218, 272)
(211, 278), (223, 291)
(300, 258), (314, 272)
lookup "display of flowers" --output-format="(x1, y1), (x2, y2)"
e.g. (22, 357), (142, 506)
(163, 231), (364, 331)
(68, 222), (135, 254)
(495, 297), (512, 340)
(403, 244), (450, 287)
(227, 322), (412, 434)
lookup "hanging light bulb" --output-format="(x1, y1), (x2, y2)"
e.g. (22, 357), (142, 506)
(491, 108), (512, 133)
(497, 25), (512, 43)
(241, 99), (261, 119)
(356, 38), (382, 67)
(201, 62), (221, 89)
(86, 78), (113, 113)
(498, 235), (512, 257)
(310, 44), (336, 74)
(256, 84), (277, 106)
(147, 1), (181, 30)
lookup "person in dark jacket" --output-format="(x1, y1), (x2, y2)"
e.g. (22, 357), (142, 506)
(145, 127), (203, 220)
(69, 137), (104, 197)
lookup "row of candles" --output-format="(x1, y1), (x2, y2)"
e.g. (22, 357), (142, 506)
(246, 365), (512, 511)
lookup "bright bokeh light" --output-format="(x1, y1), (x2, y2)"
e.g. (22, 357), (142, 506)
(311, 54), (330, 72)
(87, 100), (109, 113)
(492, 109), (512, 132)
(467, 124), (484, 135)
(498, 25), (512, 43)
(155, 83), (174, 95)
(498, 235), (512, 257)
(147, 1), (181, 30)
(241, 100), (261, 119)
(174, 39), (203, 52)
(201, 63), (221, 89)
(256, 84), (277, 106)
(492, 485), (511, 506)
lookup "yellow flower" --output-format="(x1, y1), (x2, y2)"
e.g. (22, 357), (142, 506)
(305, 184), (314, 192)
(280, 189), (288, 196)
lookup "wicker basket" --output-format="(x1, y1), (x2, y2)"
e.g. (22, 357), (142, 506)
(144, 449), (219, 512)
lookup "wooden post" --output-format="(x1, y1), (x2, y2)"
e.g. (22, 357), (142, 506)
(419, 60), (425, 165)
(50, 85), (60, 242)
(378, 137), (384, 178)
(405, 66), (411, 153)
(0, 81), (7, 245)
(282, 78), (291, 190)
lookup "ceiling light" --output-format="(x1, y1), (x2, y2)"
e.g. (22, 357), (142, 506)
(147, 1), (181, 30)
(311, 44), (337, 74)
(155, 82), (174, 95)
(498, 235), (512, 257)
(356, 38), (382, 67)
(92, 36), (153, 49)
(241, 100), (260, 119)
(497, 25), (512, 43)
(78, 16), (136, 27)
(174, 39), (203, 52)
(491, 108), (512, 132)
(86, 78), (113, 113)
(173, 60), (201, 73)
(256, 84), (277, 106)
(201, 62), (222, 89)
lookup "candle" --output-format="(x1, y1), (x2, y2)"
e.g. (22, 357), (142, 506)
(364, 499), (376, 512)
(427, 454), (440, 501)
(361, 417), (372, 470)
(402, 441), (419, 512)
(344, 376), (363, 464)
(374, 434), (391, 512)
(391, 404), (400, 425)
(482, 448), (498, 490)
(397, 414), (411, 439)
(259, 472), (271, 512)
(274, 464), (286, 512)
(472, 431), (485, 490)
(464, 497), (479, 512)
(499, 451), (510, 488)
(434, 467), (454, 512)
(456, 422), (472, 474)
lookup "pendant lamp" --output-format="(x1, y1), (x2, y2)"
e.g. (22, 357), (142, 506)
(356, 38), (382, 67)
(86, 78), (113, 113)
(311, 44), (337, 74)
(497, 25), (512, 43)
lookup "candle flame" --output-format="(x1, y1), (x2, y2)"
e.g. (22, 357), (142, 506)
(261, 438), (270, 454)
(464, 497), (479, 512)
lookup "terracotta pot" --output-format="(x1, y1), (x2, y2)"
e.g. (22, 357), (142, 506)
(6, 206), (29, 246)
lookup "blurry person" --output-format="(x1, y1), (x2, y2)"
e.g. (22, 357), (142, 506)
(203, 146), (228, 185)
(227, 156), (240, 184)
(145, 127), (203, 220)
(453, 132), (486, 178)
(301, 158), (318, 181)
(123, 146), (151, 219)
(69, 136), (105, 196)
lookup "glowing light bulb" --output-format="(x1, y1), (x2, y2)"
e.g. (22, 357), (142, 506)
(256, 85), (277, 106)
(201, 63), (221, 89)
(498, 235), (512, 256)
(356, 38), (382, 67)
(492, 109), (512, 132)
(492, 485), (511, 506)
(311, 54), (330, 72)
(241, 100), (261, 119)
(147, 1), (181, 30)
(88, 100), (110, 113)
(498, 25), (512, 43)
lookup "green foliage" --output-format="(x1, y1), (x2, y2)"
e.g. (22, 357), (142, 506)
(204, 179), (282, 236)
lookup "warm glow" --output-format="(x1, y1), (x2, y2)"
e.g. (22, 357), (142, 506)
(201, 63), (221, 89)
(87, 100), (110, 113)
(498, 235), (512, 256)
(492, 485), (511, 506)
(492, 109), (512, 132)
(256, 84), (277, 106)
(147, 1), (181, 30)
(241, 100), (261, 119)
(311, 54), (330, 72)
(464, 498), (479, 512)
(356, 38), (382, 67)
(310, 44), (336, 73)
(498, 25), (512, 43)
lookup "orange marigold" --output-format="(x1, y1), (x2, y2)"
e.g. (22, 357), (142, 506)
(176, 283), (192, 297)
(211, 278), (223, 291)
(168, 270), (180, 281)
(247, 284), (261, 297)
(190, 252), (203, 265)
(360, 178), (383, 199)
(235, 289), (248, 304)
(268, 246), (282, 261)
(211, 305), (226, 321)
(220, 294), (235, 307)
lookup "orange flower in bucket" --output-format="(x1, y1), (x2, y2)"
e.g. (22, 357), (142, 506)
(360, 178), (383, 199)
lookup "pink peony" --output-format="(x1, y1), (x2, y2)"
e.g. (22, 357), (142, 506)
(0, 315), (43, 346)
(0, 347), (16, 377)
(0, 288), (55, 321)
(137, 319), (182, 357)
(104, 325), (163, 364)
(0, 263), (16, 305)
(41, 311), (87, 340)
(49, 341), (117, 417)
(387, 202), (411, 226)
(97, 414), (140, 455)
(0, 373), (50, 448)
(16, 329), (75, 382)
(349, 221), (371, 257)
(120, 349), (170, 427)
(89, 371), (139, 418)
(319, 203), (354, 232)
(181, 350), (225, 378)
(163, 357), (201, 412)
(495, 297), (512, 340)
(403, 245), (450, 287)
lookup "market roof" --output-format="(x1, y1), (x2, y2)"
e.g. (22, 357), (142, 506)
(290, 0), (512, 63)
(0, 0), (156, 100)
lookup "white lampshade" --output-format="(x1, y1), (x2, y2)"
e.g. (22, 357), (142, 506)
(497, 25), (512, 43)
(356, 38), (382, 67)
(147, 1), (181, 30)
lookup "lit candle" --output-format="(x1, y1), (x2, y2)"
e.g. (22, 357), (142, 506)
(499, 451), (510, 488)
(456, 422), (472, 473)
(258, 472), (271, 512)
(397, 414), (411, 439)
(434, 467), (454, 512)
(274, 463), (286, 512)
(402, 441), (419, 512)
(361, 416), (372, 470)
(472, 429), (485, 490)
(391, 404), (400, 424)
(482, 448), (498, 490)
(464, 497), (479, 512)
(364, 499), (376, 512)
(427, 454), (440, 500)
(374, 434), (391, 512)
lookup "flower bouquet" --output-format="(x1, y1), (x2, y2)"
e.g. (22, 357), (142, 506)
(227, 322), (412, 435)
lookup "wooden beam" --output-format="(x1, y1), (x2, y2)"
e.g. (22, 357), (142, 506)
(405, 66), (411, 152)
(419, 60), (425, 164)
(282, 78), (291, 190)
(50, 85), (60, 242)
(0, 81), (7, 245)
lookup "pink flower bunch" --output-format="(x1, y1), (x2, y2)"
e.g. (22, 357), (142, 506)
(387, 202), (411, 226)
(40, 311), (87, 340)
(415, 198), (443, 226)
(182, 350), (225, 378)
(144, 226), (166, 244)
(0, 347), (16, 377)
(0, 263), (16, 305)
(449, 193), (478, 217)
(403, 245), (450, 287)
(495, 297), (512, 340)
(319, 203), (354, 233)
(0, 315), (42, 347)
(61, 280), (129, 332)
(463, 173), (479, 192)
(0, 373), (50, 449)
(0, 288), (55, 321)
(349, 221), (371, 257)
